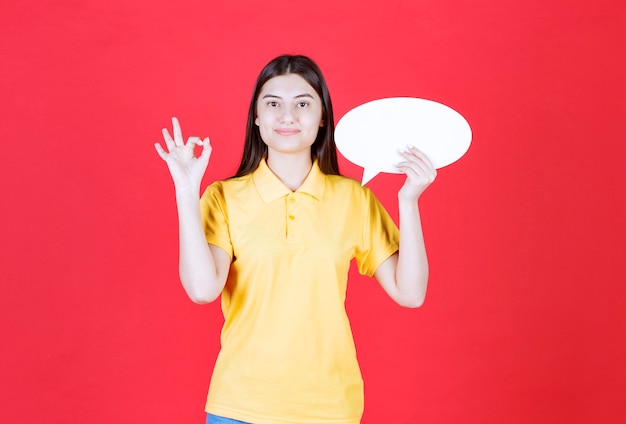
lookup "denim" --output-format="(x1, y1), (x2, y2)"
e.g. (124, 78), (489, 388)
(206, 413), (251, 424)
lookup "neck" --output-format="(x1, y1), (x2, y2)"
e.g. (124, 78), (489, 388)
(266, 151), (313, 191)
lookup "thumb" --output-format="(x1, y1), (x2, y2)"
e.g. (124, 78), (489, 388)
(198, 137), (212, 163)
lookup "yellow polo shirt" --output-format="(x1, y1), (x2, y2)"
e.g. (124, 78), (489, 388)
(200, 159), (399, 424)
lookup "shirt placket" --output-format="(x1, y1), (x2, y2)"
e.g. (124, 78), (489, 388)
(285, 193), (298, 240)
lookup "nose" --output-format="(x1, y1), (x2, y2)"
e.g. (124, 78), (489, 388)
(281, 106), (295, 123)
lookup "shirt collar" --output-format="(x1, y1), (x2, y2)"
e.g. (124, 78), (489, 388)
(253, 158), (326, 203)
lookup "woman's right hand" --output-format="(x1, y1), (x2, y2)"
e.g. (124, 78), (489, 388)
(154, 117), (212, 191)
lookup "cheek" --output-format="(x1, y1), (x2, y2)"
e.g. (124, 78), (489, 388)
(256, 117), (274, 141)
(256, 110), (277, 126)
(305, 113), (324, 129)
(255, 116), (268, 130)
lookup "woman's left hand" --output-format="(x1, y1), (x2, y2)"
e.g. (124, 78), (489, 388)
(396, 145), (437, 201)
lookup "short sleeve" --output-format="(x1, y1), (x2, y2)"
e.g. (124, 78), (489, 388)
(354, 187), (400, 277)
(200, 183), (233, 259)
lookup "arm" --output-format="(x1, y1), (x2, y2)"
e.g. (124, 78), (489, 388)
(374, 146), (436, 308)
(154, 117), (230, 304)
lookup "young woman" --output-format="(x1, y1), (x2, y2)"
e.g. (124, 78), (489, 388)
(155, 55), (436, 424)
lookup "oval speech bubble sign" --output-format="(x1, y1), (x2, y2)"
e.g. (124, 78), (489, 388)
(335, 97), (472, 185)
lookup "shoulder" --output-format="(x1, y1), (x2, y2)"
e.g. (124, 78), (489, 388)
(203, 174), (253, 196)
(325, 174), (361, 190)
(324, 173), (373, 193)
(200, 177), (250, 212)
(323, 174), (379, 203)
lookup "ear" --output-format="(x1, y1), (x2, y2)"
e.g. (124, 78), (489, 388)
(319, 119), (325, 127)
(255, 117), (260, 126)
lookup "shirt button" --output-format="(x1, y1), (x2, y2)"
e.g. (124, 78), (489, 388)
(288, 215), (295, 220)
(289, 197), (296, 203)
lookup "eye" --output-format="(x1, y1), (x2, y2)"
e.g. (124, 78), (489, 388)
(297, 101), (309, 108)
(267, 101), (279, 107)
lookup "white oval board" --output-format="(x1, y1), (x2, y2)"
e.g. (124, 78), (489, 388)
(335, 97), (472, 184)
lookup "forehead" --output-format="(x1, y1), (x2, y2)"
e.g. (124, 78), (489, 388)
(259, 74), (319, 98)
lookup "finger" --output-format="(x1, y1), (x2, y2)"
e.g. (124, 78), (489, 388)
(162, 128), (175, 150)
(397, 163), (436, 186)
(396, 158), (429, 175)
(396, 160), (436, 183)
(396, 166), (424, 183)
(186, 136), (202, 150)
(172, 117), (183, 146)
(399, 150), (436, 177)
(398, 147), (422, 163)
(182, 136), (210, 162)
(198, 137), (212, 163)
(396, 164), (419, 179)
(154, 142), (168, 160)
(407, 145), (436, 171)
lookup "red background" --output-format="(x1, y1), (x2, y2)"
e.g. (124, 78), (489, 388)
(1, 1), (625, 423)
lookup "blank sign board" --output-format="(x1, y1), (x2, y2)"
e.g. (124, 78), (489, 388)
(335, 97), (472, 184)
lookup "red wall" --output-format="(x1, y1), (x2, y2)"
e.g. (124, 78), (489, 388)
(1, 1), (625, 423)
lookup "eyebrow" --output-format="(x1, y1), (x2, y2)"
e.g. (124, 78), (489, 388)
(261, 93), (315, 99)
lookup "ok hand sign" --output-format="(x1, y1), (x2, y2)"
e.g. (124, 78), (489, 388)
(154, 117), (212, 191)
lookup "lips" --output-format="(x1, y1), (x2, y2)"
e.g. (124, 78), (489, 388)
(275, 128), (300, 136)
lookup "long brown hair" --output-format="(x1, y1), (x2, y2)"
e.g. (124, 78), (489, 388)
(233, 55), (340, 177)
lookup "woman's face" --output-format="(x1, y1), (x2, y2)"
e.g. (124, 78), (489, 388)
(255, 74), (324, 157)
